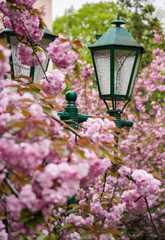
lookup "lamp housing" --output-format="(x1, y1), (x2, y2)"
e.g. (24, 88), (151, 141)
(0, 27), (57, 82)
(89, 16), (144, 104)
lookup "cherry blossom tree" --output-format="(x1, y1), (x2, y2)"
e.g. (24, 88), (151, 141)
(0, 1), (163, 240)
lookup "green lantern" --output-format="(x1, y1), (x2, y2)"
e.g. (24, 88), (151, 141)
(0, 27), (57, 82)
(89, 15), (144, 111)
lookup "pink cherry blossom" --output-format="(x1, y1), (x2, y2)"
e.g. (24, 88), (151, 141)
(81, 117), (115, 144)
(0, 220), (8, 240)
(47, 35), (78, 69)
(13, 0), (37, 8)
(6, 195), (24, 220)
(41, 69), (66, 95)
(118, 166), (131, 177)
(131, 169), (161, 196)
(29, 103), (43, 118)
(153, 30), (162, 44)
(18, 43), (46, 66)
(1, 6), (45, 42)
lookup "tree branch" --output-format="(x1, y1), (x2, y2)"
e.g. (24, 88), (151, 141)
(101, 170), (108, 197)
(4, 178), (19, 197)
(0, 198), (11, 238)
(51, 213), (62, 227)
(144, 197), (161, 240)
(22, 22), (50, 83)
(47, 113), (82, 138)
(22, 22), (48, 52)
(102, 174), (120, 227)
(107, 174), (119, 212)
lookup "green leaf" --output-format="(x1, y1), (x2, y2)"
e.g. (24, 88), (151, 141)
(9, 127), (23, 134)
(29, 83), (42, 90)
(20, 210), (44, 230)
(6, 120), (28, 129)
(27, 237), (33, 240)
(43, 106), (52, 116)
(0, 51), (6, 61)
(59, 223), (73, 232)
(36, 235), (47, 240)
(103, 228), (121, 235)
(19, 236), (33, 240)
(19, 235), (26, 240)
(21, 109), (31, 118)
(35, 127), (48, 137)
(28, 132), (35, 139)
(28, 211), (45, 230)
(49, 234), (61, 240)
(77, 227), (87, 234)
(0, 211), (6, 220)
(11, 6), (17, 11)
(20, 209), (32, 224)
(68, 227), (76, 234)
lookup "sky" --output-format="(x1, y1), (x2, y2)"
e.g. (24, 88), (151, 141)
(52, 0), (116, 19)
(52, 0), (165, 20)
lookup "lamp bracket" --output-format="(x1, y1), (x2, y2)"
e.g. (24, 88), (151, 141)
(107, 109), (133, 129)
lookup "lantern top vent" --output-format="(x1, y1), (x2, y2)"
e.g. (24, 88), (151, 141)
(111, 14), (125, 27)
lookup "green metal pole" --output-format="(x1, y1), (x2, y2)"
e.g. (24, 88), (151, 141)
(107, 109), (133, 144)
(64, 91), (78, 129)
(63, 91), (78, 208)
(58, 91), (93, 210)
(107, 109), (122, 144)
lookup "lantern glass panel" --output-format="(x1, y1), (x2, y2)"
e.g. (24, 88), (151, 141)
(114, 49), (136, 96)
(10, 36), (52, 83)
(33, 37), (51, 83)
(128, 53), (141, 97)
(10, 35), (31, 79)
(94, 49), (110, 95)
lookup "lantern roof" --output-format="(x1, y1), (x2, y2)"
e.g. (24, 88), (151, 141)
(0, 27), (57, 40)
(43, 26), (57, 40)
(89, 15), (143, 50)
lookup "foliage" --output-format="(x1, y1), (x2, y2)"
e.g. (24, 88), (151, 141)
(53, 0), (165, 69)
(53, 2), (119, 63)
(117, 0), (165, 69)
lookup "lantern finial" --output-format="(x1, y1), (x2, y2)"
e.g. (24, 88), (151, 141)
(111, 14), (125, 27)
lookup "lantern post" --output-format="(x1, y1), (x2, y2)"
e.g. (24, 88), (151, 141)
(88, 15), (144, 130)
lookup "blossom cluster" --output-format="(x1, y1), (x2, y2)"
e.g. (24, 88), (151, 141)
(81, 117), (115, 144)
(81, 63), (94, 77)
(41, 69), (66, 95)
(47, 34), (78, 69)
(0, 1), (45, 42)
(18, 43), (46, 66)
(131, 169), (161, 196)
(118, 167), (161, 212)
(0, 134), (51, 173)
(71, 148), (110, 187)
(0, 0), (164, 239)
(0, 73), (115, 238)
(0, 220), (8, 240)
(12, 0), (37, 8)
(153, 29), (162, 44)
